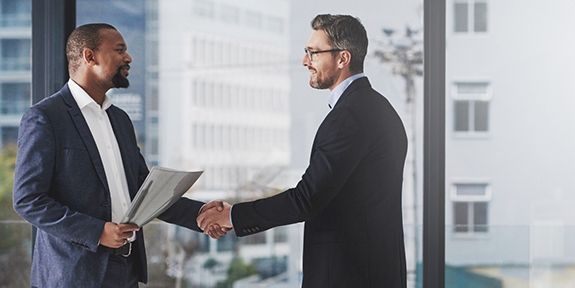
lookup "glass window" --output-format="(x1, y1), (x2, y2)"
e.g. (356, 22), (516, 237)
(0, 0), (31, 27)
(193, 0), (214, 18)
(446, 0), (575, 286)
(0, 82), (30, 115)
(0, 2), (32, 285)
(453, 82), (490, 133)
(244, 10), (263, 28)
(1, 126), (18, 147)
(474, 2), (488, 32)
(454, 1), (488, 33)
(220, 4), (239, 23)
(454, 3), (468, 32)
(4, 1), (428, 287)
(1, 39), (31, 71)
(451, 183), (490, 234)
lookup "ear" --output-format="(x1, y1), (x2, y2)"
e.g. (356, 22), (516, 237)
(83, 48), (97, 66)
(337, 50), (351, 69)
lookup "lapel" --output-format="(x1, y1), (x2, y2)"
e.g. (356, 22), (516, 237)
(61, 84), (110, 192)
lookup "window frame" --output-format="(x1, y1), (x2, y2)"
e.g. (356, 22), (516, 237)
(450, 182), (491, 236)
(451, 81), (491, 137)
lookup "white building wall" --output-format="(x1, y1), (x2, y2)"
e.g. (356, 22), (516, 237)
(445, 0), (575, 267)
(156, 0), (294, 286)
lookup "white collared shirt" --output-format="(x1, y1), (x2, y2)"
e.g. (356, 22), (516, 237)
(327, 73), (366, 109)
(68, 79), (133, 233)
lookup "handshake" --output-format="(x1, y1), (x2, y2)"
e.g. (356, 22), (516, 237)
(196, 200), (234, 239)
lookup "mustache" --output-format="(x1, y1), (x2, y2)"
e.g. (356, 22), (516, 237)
(119, 64), (130, 71)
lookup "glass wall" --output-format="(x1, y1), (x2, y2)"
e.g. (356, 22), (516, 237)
(2, 0), (574, 287)
(72, 0), (425, 287)
(0, 0), (31, 286)
(444, 0), (575, 287)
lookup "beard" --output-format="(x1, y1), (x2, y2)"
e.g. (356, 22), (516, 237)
(309, 69), (335, 90)
(112, 67), (130, 88)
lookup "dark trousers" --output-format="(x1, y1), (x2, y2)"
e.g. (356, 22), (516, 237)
(102, 254), (140, 288)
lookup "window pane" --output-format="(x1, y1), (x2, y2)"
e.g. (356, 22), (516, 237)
(454, 100), (469, 131)
(455, 183), (487, 196)
(454, 202), (469, 232)
(1, 39), (31, 71)
(0, 0), (31, 27)
(474, 100), (489, 131)
(474, 2), (488, 32)
(2, 1), (426, 287)
(457, 82), (487, 94)
(454, 3), (468, 32)
(473, 202), (488, 232)
(1, 126), (18, 147)
(447, 0), (575, 286)
(1, 82), (30, 115)
(0, 1), (32, 285)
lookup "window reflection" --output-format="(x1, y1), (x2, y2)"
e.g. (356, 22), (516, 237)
(0, 0), (31, 27)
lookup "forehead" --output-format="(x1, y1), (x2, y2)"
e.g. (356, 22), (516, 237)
(306, 29), (330, 49)
(98, 29), (126, 48)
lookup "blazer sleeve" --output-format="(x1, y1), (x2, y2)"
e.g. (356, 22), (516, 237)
(232, 107), (367, 236)
(13, 106), (105, 252)
(157, 197), (205, 232)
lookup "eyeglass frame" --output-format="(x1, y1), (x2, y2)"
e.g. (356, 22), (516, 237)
(304, 48), (344, 61)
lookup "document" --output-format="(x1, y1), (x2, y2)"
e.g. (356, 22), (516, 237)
(120, 166), (203, 226)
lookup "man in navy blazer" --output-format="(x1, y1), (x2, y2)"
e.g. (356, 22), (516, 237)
(198, 14), (408, 287)
(13, 23), (224, 287)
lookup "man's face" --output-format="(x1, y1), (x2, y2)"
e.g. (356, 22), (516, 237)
(94, 29), (132, 89)
(302, 29), (340, 90)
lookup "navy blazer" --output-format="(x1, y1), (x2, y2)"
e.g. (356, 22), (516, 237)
(13, 84), (204, 287)
(231, 77), (408, 287)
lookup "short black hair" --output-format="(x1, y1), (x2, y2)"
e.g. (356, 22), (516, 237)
(66, 23), (117, 73)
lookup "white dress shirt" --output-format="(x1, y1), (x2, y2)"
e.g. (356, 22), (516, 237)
(327, 73), (366, 109)
(68, 79), (135, 241)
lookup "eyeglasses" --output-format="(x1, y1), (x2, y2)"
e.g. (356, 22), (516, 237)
(304, 48), (343, 61)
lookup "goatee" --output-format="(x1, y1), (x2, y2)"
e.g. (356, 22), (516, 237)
(112, 68), (130, 88)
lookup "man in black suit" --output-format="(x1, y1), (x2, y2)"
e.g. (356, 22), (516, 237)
(198, 14), (408, 287)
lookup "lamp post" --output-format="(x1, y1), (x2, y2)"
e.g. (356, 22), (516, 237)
(374, 25), (423, 288)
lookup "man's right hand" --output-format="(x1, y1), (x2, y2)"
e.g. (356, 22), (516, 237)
(99, 222), (139, 248)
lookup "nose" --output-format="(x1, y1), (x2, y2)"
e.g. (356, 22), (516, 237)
(125, 52), (132, 64)
(302, 54), (310, 67)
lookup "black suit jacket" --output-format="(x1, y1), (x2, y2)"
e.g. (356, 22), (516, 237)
(13, 84), (205, 287)
(232, 77), (408, 287)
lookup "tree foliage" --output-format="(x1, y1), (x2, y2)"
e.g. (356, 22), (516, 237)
(215, 257), (258, 288)
(0, 143), (20, 220)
